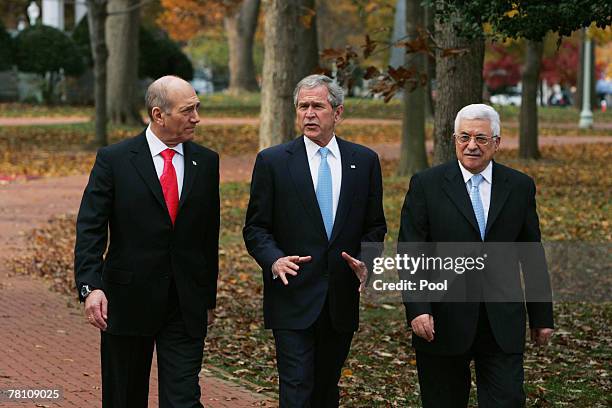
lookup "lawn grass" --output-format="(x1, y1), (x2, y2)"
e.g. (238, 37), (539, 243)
(10, 142), (611, 407)
(3, 97), (612, 123)
(0, 103), (94, 118)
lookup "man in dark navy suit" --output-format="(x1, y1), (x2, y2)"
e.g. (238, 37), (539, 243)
(75, 76), (219, 407)
(243, 74), (386, 407)
(399, 104), (554, 407)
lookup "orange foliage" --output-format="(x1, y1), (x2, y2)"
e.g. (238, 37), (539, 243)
(157, 0), (241, 41)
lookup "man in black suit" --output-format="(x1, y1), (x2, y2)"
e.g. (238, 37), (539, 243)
(398, 104), (554, 407)
(243, 74), (387, 407)
(74, 75), (219, 408)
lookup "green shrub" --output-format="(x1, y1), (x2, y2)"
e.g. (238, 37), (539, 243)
(72, 16), (92, 67)
(73, 19), (193, 81)
(0, 21), (13, 70)
(16, 24), (84, 77)
(139, 27), (194, 80)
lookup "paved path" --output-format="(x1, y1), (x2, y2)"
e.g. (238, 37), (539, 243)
(0, 176), (277, 407)
(220, 135), (611, 182)
(2, 115), (612, 130)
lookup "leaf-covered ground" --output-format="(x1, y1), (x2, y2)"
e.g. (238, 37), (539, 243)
(3, 99), (612, 123)
(0, 123), (408, 179)
(0, 103), (94, 118)
(9, 143), (610, 406)
(1, 122), (610, 182)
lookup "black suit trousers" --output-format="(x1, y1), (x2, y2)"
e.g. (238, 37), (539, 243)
(416, 304), (525, 408)
(101, 282), (206, 408)
(272, 298), (354, 408)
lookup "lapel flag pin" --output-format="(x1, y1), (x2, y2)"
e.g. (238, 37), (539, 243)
(350, 164), (356, 169)
(192, 160), (197, 166)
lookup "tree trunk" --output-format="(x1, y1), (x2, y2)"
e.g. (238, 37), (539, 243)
(389, 0), (406, 69)
(424, 2), (435, 118)
(259, 0), (310, 150)
(88, 0), (108, 147)
(519, 40), (543, 159)
(106, 0), (142, 125)
(225, 0), (260, 94)
(295, 0), (318, 79)
(433, 14), (484, 165)
(397, 0), (427, 177)
(575, 31), (597, 110)
(43, 72), (56, 105)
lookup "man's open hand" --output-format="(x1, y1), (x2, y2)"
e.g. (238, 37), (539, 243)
(341, 252), (368, 292)
(272, 255), (312, 285)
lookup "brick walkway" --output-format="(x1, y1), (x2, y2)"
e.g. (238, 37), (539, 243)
(2, 115), (612, 130)
(0, 176), (277, 407)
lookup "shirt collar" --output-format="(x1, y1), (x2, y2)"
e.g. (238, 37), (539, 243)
(304, 134), (340, 161)
(145, 124), (184, 157)
(458, 160), (493, 185)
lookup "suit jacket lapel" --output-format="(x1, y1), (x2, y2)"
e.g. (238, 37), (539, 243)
(287, 137), (328, 238)
(329, 137), (356, 245)
(441, 162), (481, 238)
(179, 141), (199, 210)
(485, 161), (510, 236)
(130, 133), (168, 212)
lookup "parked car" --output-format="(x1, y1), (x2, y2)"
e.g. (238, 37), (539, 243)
(490, 93), (522, 106)
(191, 77), (214, 95)
(190, 68), (214, 95)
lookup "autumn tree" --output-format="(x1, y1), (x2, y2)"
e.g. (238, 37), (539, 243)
(258, 0), (319, 149)
(224, 0), (260, 93)
(84, 0), (159, 146)
(320, 1), (477, 168)
(0, 0), (30, 29)
(107, 0), (142, 125)
(430, 1), (485, 164)
(158, 0), (261, 93)
(519, 40), (543, 158)
(87, 0), (109, 147)
(295, 0), (318, 81)
(440, 0), (611, 159)
(483, 43), (522, 94)
(397, 0), (427, 176)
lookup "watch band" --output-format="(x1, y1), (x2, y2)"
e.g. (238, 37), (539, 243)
(80, 284), (94, 299)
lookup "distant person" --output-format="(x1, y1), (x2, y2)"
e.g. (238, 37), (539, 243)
(74, 75), (219, 407)
(398, 103), (554, 407)
(243, 74), (387, 407)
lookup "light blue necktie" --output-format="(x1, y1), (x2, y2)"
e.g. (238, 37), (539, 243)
(469, 174), (486, 240)
(316, 147), (333, 239)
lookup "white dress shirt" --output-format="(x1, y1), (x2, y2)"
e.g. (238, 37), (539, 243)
(304, 135), (342, 221)
(458, 160), (493, 224)
(146, 125), (185, 198)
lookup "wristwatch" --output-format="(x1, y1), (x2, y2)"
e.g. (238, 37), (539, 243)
(80, 284), (95, 299)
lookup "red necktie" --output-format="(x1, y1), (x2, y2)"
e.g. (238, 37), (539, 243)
(160, 149), (179, 225)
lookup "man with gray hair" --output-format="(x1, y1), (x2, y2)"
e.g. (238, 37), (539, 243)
(398, 103), (554, 407)
(75, 75), (219, 407)
(244, 74), (387, 406)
